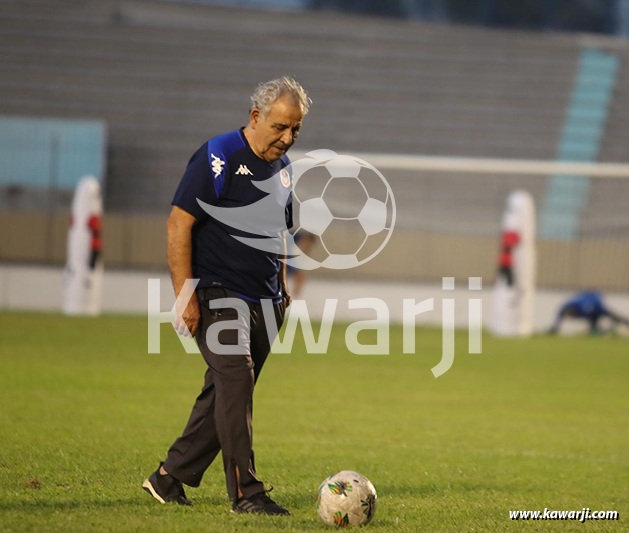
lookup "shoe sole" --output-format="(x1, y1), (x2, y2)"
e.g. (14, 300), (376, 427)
(142, 479), (166, 504)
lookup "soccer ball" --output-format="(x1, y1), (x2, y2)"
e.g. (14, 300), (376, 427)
(289, 150), (395, 270)
(316, 470), (377, 527)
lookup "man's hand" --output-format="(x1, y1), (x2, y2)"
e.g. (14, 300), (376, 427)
(175, 293), (201, 337)
(282, 289), (292, 310)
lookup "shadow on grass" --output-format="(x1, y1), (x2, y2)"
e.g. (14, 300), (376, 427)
(0, 497), (163, 512)
(0, 494), (227, 512)
(376, 480), (517, 499)
(0, 494), (411, 531)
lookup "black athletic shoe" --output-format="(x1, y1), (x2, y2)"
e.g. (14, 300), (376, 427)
(142, 463), (193, 506)
(233, 489), (290, 515)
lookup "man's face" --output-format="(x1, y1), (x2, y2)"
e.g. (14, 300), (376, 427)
(249, 94), (304, 162)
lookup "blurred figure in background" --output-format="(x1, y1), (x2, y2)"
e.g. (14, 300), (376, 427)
(287, 230), (317, 298)
(497, 228), (519, 287)
(548, 291), (629, 335)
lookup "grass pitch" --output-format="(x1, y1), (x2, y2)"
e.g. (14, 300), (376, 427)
(0, 312), (627, 532)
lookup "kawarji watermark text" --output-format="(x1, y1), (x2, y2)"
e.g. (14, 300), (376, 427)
(147, 277), (483, 378)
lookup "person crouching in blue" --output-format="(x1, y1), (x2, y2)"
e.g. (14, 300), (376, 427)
(548, 291), (629, 335)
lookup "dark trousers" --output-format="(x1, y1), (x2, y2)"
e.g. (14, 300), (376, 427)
(163, 287), (285, 502)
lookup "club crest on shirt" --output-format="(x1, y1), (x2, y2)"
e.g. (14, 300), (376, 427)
(280, 168), (291, 188)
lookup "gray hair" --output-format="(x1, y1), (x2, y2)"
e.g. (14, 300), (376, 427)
(250, 76), (310, 119)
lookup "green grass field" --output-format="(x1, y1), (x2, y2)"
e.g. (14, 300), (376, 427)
(0, 312), (627, 532)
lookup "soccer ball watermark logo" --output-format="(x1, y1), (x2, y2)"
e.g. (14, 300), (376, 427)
(198, 149), (395, 270)
(290, 149), (396, 270)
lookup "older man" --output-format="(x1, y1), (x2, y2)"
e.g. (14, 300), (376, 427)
(143, 77), (309, 515)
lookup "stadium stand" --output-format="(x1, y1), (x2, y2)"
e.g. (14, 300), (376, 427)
(0, 0), (581, 210)
(600, 41), (629, 164)
(0, 0), (627, 289)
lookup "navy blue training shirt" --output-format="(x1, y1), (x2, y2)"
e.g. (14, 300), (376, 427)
(172, 128), (293, 301)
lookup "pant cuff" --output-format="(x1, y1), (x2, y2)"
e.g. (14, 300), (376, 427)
(162, 460), (202, 488)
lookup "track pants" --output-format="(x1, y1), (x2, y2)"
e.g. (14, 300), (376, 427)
(163, 287), (285, 503)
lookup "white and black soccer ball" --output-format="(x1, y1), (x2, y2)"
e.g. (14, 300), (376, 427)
(290, 150), (395, 270)
(316, 470), (377, 527)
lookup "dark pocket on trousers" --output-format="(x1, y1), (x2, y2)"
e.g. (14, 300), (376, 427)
(199, 290), (243, 347)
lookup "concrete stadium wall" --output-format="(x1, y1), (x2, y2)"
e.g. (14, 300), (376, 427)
(1, 264), (628, 337)
(1, 211), (628, 291)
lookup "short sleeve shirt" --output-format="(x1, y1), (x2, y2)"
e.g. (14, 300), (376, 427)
(172, 128), (293, 301)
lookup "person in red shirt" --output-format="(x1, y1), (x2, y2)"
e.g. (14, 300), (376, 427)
(498, 230), (519, 286)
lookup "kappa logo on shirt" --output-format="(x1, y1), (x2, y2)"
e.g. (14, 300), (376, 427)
(235, 165), (254, 176)
(210, 153), (225, 179)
